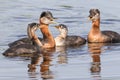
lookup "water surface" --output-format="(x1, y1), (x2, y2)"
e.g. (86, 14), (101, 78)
(0, 0), (120, 80)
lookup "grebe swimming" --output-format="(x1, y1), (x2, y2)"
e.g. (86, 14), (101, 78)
(3, 11), (57, 56)
(55, 24), (86, 46)
(31, 11), (57, 49)
(87, 9), (120, 43)
(10, 11), (57, 49)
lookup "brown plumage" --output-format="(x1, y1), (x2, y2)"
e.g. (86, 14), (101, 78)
(87, 9), (120, 43)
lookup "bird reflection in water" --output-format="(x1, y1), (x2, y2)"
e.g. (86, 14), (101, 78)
(28, 48), (55, 80)
(56, 46), (68, 64)
(88, 43), (106, 79)
(28, 46), (68, 80)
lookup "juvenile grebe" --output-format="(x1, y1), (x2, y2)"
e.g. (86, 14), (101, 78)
(8, 23), (40, 48)
(55, 24), (86, 46)
(87, 9), (120, 43)
(2, 23), (40, 56)
(54, 24), (68, 46)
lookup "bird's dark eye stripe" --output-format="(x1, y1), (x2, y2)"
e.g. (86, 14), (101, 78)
(46, 17), (53, 21)
(47, 17), (50, 19)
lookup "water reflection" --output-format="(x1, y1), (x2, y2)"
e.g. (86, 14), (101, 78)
(56, 46), (68, 64)
(28, 48), (55, 80)
(88, 43), (106, 80)
(28, 46), (68, 80)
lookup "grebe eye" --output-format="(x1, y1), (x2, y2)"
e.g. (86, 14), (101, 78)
(89, 16), (92, 18)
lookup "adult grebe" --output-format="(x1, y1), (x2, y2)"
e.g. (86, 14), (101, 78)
(87, 9), (120, 43)
(55, 24), (86, 46)
(3, 11), (57, 56)
(29, 11), (57, 49)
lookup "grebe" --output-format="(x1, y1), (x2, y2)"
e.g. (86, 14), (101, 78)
(54, 24), (68, 46)
(8, 23), (40, 48)
(87, 9), (120, 43)
(55, 24), (86, 46)
(3, 11), (57, 56)
(29, 11), (57, 49)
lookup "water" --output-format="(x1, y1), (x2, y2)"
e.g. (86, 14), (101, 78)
(0, 0), (120, 80)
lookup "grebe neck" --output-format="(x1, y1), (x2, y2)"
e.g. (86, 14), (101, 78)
(55, 31), (67, 47)
(88, 18), (105, 43)
(40, 24), (55, 46)
(59, 31), (67, 39)
(91, 19), (101, 34)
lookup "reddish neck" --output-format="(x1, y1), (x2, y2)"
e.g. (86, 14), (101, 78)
(91, 19), (101, 34)
(40, 24), (55, 46)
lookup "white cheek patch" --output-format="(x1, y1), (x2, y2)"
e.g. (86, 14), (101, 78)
(41, 17), (50, 24)
(92, 14), (100, 21)
(44, 18), (50, 24)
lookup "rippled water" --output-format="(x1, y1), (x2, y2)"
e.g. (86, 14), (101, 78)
(0, 0), (120, 80)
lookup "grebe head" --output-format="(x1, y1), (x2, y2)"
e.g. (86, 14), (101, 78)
(89, 9), (100, 21)
(55, 24), (68, 33)
(40, 11), (57, 25)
